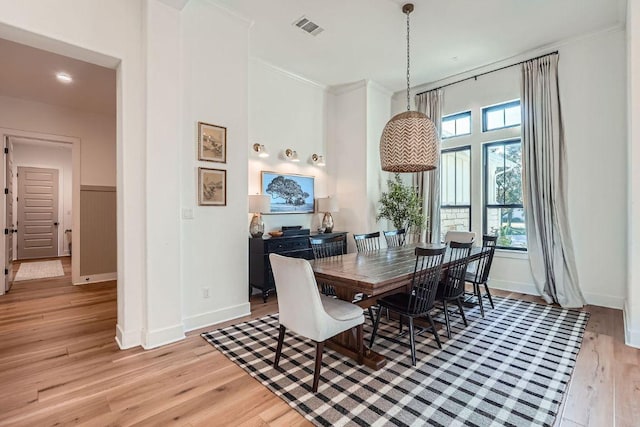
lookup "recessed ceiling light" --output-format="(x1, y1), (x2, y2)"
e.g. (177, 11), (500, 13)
(56, 72), (73, 83)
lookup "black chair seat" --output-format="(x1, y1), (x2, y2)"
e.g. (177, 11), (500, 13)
(378, 293), (425, 315)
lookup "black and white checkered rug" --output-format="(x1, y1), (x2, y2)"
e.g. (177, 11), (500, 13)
(202, 297), (589, 426)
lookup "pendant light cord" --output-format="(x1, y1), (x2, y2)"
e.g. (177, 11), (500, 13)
(406, 9), (411, 111)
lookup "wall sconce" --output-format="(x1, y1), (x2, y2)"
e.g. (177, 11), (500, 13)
(284, 148), (299, 162)
(311, 153), (325, 166)
(252, 143), (269, 158)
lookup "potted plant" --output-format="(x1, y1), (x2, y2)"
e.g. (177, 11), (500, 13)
(377, 174), (426, 235)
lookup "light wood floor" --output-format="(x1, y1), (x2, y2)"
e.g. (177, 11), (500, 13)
(0, 258), (637, 426)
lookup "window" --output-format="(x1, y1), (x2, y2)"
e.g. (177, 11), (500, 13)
(441, 146), (471, 241)
(441, 111), (471, 139)
(483, 140), (527, 250)
(482, 100), (521, 132)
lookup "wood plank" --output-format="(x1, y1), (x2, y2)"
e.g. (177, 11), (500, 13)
(0, 255), (637, 427)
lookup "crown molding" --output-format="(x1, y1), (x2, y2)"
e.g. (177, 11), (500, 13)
(251, 57), (327, 90)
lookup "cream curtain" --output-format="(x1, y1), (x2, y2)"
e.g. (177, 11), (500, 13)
(414, 89), (443, 243)
(521, 54), (585, 307)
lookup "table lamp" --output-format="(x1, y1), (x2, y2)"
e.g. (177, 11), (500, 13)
(317, 196), (339, 233)
(248, 195), (270, 237)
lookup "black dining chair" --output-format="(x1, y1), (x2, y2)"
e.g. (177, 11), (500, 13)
(369, 246), (446, 366)
(310, 235), (345, 258)
(383, 229), (406, 247)
(310, 235), (346, 296)
(353, 231), (381, 252)
(464, 235), (497, 317)
(437, 241), (473, 338)
(353, 231), (383, 322)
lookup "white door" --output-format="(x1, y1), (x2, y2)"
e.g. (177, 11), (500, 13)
(4, 137), (14, 291)
(17, 166), (59, 260)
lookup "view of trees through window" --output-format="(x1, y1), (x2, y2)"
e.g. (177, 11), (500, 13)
(484, 141), (527, 249)
(439, 99), (526, 250)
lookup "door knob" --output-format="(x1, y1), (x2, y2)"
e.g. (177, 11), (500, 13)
(54, 222), (59, 226)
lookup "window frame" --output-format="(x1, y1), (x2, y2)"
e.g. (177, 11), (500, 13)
(440, 145), (472, 234)
(441, 111), (472, 139)
(482, 100), (521, 132)
(482, 139), (526, 251)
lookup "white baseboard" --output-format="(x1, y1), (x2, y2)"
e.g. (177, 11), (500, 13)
(74, 272), (117, 285)
(183, 302), (251, 332)
(142, 323), (186, 349)
(115, 323), (141, 349)
(583, 292), (624, 310)
(488, 279), (538, 296)
(624, 301), (640, 349)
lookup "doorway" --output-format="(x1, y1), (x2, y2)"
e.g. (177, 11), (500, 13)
(17, 166), (60, 260)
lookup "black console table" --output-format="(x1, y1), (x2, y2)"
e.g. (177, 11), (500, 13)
(249, 231), (348, 302)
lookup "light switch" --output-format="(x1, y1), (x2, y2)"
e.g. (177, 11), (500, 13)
(182, 208), (194, 220)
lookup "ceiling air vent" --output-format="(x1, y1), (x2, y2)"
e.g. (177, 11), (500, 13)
(292, 16), (324, 36)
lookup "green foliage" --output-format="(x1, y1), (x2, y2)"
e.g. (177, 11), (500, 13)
(496, 144), (523, 205)
(265, 176), (309, 207)
(377, 174), (425, 232)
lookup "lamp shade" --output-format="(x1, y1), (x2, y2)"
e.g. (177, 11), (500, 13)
(317, 197), (338, 213)
(380, 111), (440, 173)
(248, 195), (270, 213)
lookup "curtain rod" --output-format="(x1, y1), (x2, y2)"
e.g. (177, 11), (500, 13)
(416, 51), (559, 96)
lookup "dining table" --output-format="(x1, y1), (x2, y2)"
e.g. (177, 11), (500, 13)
(310, 243), (482, 370)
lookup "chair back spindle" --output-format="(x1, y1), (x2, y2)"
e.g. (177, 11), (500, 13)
(408, 247), (446, 314)
(471, 235), (498, 283)
(353, 232), (381, 253)
(383, 229), (406, 248)
(442, 242), (473, 299)
(310, 235), (345, 259)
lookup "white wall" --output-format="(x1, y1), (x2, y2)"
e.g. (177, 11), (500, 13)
(142, 0), (184, 348)
(0, 0), (148, 349)
(626, 0), (640, 348)
(393, 27), (628, 309)
(248, 59), (329, 234)
(12, 141), (72, 257)
(366, 83), (393, 240)
(328, 82), (368, 252)
(180, 0), (251, 331)
(0, 96), (115, 185)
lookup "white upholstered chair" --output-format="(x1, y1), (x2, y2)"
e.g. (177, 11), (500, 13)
(444, 230), (476, 244)
(269, 253), (364, 392)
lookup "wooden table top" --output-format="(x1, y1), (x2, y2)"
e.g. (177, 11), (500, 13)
(310, 243), (482, 296)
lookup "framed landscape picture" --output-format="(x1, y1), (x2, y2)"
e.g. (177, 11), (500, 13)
(198, 167), (226, 206)
(198, 121), (226, 163)
(261, 171), (314, 214)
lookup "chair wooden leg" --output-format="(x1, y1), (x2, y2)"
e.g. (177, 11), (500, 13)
(456, 298), (468, 326)
(312, 341), (324, 392)
(368, 306), (375, 326)
(274, 325), (286, 369)
(408, 316), (417, 366)
(356, 324), (364, 365)
(475, 283), (485, 318)
(484, 282), (495, 308)
(442, 300), (451, 338)
(399, 314), (403, 333)
(426, 313), (442, 349)
(369, 305), (383, 348)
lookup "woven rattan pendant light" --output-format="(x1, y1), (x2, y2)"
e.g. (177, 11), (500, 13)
(380, 3), (439, 173)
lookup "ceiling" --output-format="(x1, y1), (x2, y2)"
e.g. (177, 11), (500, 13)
(0, 38), (116, 115)
(215, 0), (627, 91)
(0, 1), (624, 113)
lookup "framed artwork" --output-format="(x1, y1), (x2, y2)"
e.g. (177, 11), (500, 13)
(198, 121), (226, 163)
(198, 167), (226, 206)
(261, 171), (314, 214)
